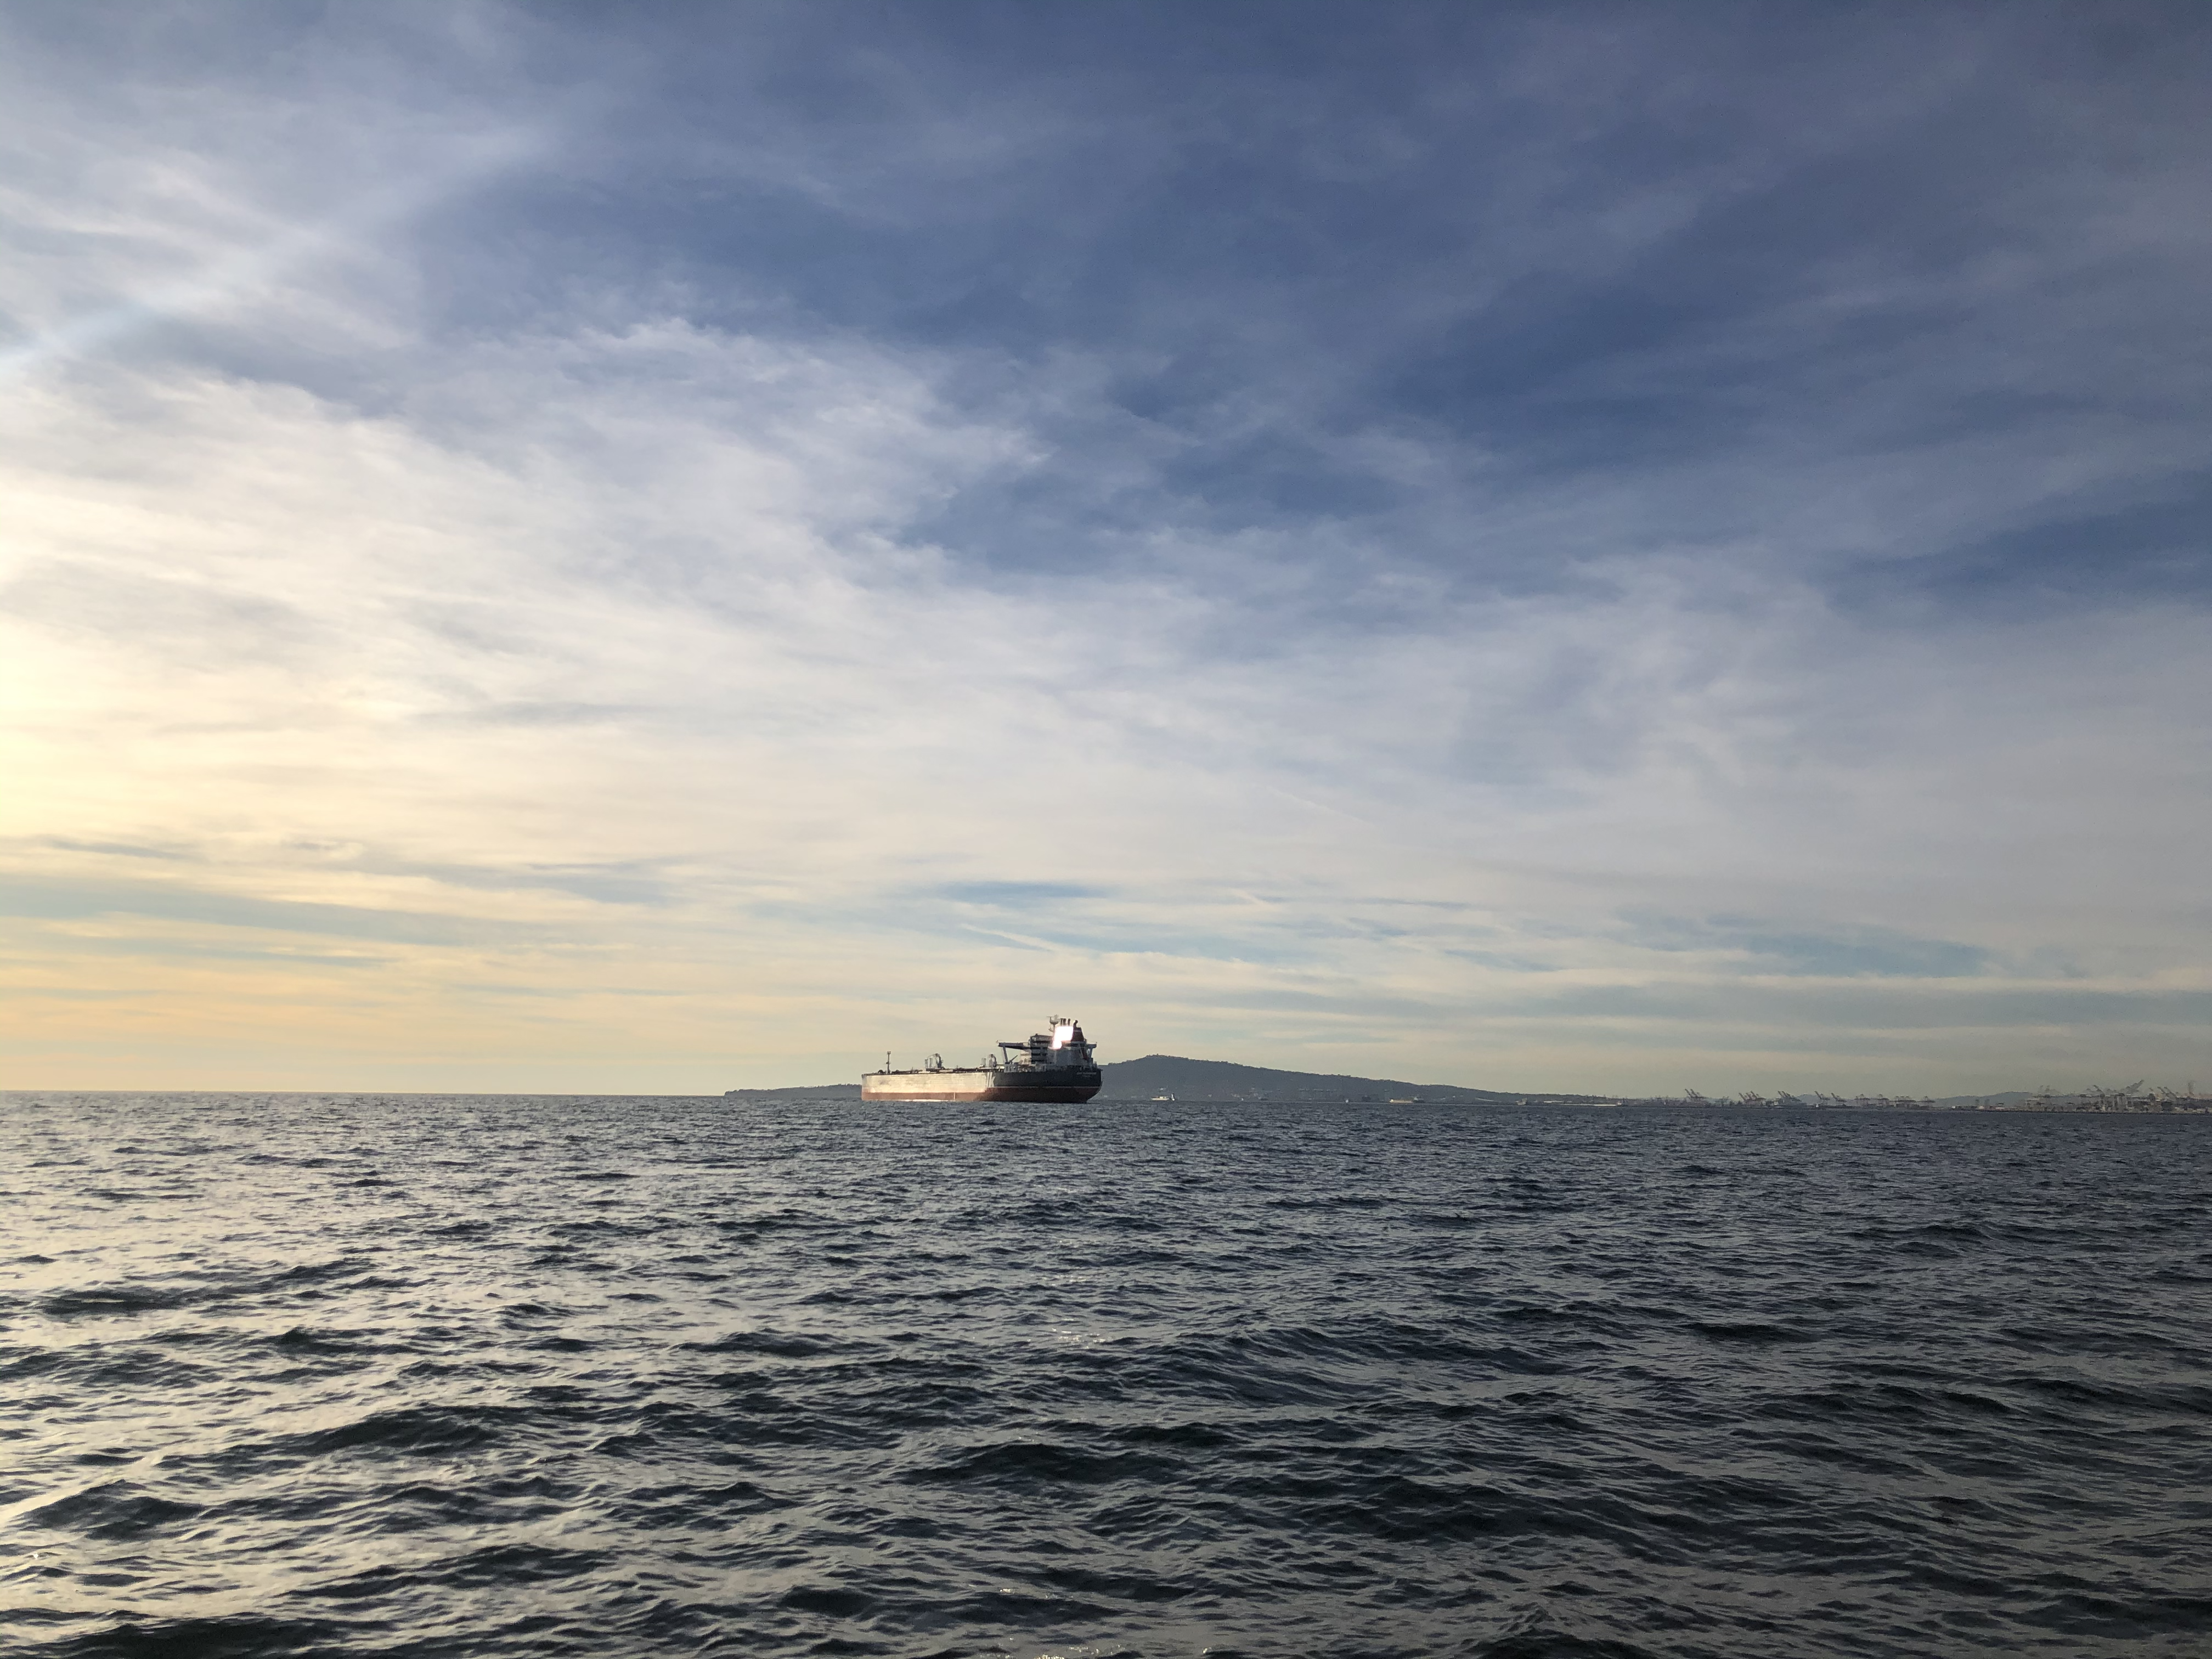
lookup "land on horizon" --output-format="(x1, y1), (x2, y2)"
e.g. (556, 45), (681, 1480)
(721, 1053), (1600, 1104)
(719, 1055), (2209, 1111)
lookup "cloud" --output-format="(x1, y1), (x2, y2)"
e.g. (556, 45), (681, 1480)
(1623, 915), (1991, 979)
(936, 882), (1110, 906)
(0, 874), (532, 946)
(1, 561), (323, 667)
(0, 3), (2206, 1092)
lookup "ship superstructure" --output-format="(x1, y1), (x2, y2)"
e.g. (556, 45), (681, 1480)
(863, 1017), (1103, 1102)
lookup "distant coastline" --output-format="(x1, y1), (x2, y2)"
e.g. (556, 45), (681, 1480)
(724, 1055), (2210, 1113)
(724, 1053), (1602, 1105)
(1628, 1087), (2211, 1114)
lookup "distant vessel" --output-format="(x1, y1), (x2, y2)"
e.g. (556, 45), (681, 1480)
(864, 1017), (1103, 1102)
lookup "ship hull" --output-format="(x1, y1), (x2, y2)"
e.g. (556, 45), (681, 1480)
(863, 1069), (1101, 1103)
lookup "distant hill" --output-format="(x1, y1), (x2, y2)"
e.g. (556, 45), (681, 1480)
(1102, 1054), (1597, 1103)
(719, 1075), (2166, 1111)
(723, 1054), (1595, 1103)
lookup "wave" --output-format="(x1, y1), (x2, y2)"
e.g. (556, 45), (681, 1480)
(4, 1091), (2205, 1658)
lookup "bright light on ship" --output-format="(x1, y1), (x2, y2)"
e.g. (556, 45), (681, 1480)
(1052, 1024), (1074, 1048)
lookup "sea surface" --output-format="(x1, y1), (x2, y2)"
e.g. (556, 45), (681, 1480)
(3, 1094), (2208, 1658)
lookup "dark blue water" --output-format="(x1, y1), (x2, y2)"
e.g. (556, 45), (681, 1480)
(3, 1095), (2209, 1657)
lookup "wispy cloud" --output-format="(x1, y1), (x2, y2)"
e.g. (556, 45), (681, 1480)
(0, 131), (542, 383)
(1, 3), (2205, 1092)
(1621, 915), (1990, 979)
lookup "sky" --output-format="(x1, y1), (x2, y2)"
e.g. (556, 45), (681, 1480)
(2, 1), (2209, 1096)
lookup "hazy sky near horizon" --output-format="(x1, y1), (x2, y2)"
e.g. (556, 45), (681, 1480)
(3, 1), (2209, 1094)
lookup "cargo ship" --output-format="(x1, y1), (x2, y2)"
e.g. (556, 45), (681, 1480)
(863, 1017), (1102, 1102)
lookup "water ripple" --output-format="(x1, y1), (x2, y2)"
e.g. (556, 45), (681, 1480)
(1, 1093), (2207, 1656)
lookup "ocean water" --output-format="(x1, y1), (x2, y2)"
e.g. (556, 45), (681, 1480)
(3, 1094), (2208, 1658)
